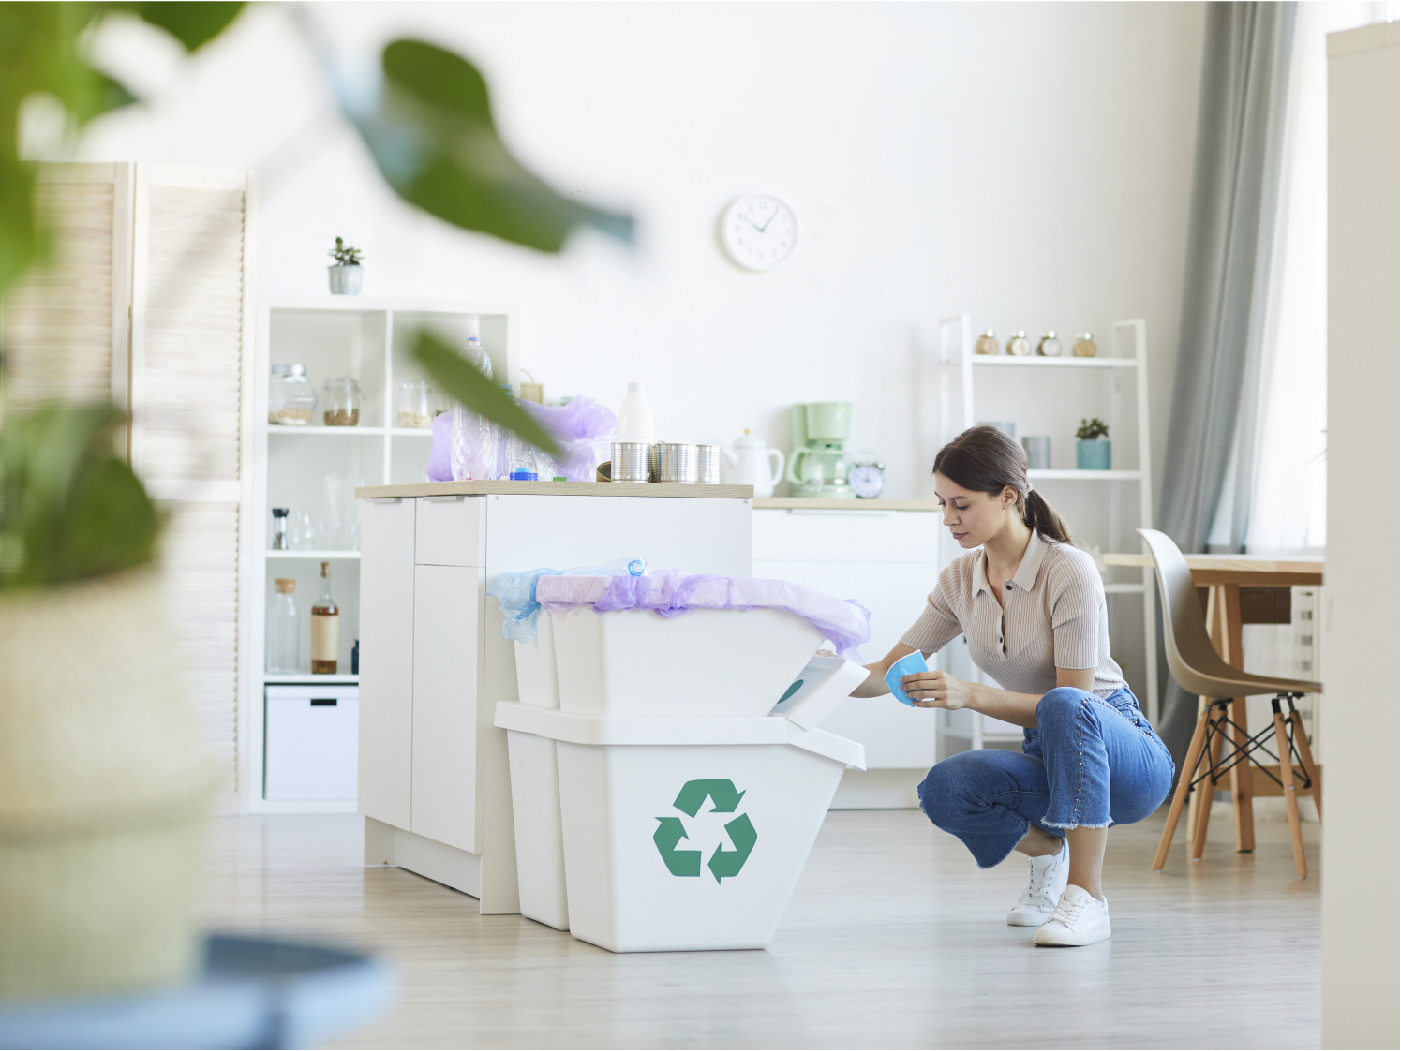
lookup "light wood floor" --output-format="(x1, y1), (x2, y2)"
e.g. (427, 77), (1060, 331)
(203, 805), (1319, 1050)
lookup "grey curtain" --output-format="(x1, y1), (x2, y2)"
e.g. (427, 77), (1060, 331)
(1156, 2), (1296, 767)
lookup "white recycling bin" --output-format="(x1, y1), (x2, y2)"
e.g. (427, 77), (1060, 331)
(496, 656), (867, 953)
(550, 605), (825, 718)
(507, 614), (571, 930)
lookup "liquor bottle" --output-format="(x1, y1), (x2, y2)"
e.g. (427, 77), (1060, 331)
(311, 561), (339, 674)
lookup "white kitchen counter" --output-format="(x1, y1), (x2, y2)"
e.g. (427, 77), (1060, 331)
(356, 488), (752, 915)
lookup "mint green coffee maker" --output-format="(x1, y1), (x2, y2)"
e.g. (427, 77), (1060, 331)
(785, 401), (856, 498)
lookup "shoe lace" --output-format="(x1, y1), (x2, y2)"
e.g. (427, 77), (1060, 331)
(1049, 892), (1088, 927)
(1021, 855), (1058, 904)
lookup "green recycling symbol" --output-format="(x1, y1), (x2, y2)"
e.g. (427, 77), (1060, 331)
(653, 779), (757, 884)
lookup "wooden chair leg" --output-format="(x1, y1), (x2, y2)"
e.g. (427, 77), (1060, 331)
(1154, 706), (1213, 870)
(1191, 709), (1223, 861)
(1228, 696), (1255, 853)
(1273, 705), (1308, 878)
(1290, 707), (1322, 823)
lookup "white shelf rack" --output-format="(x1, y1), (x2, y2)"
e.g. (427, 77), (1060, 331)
(246, 295), (518, 813)
(937, 316), (1158, 743)
(959, 354), (1141, 369)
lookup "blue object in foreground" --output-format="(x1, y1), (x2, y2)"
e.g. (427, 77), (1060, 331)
(885, 651), (930, 706)
(0, 934), (392, 1051)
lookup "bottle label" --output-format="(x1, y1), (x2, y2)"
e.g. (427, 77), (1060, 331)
(311, 613), (339, 664)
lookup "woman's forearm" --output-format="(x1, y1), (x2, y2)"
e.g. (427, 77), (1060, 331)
(850, 661), (892, 698)
(966, 683), (1042, 728)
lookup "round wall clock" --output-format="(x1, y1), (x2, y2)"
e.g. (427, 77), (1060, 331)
(720, 193), (798, 271)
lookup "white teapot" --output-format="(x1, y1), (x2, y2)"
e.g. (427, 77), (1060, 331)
(722, 430), (785, 498)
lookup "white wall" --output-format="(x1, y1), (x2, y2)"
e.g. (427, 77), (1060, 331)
(1322, 20), (1400, 1050)
(82, 1), (1203, 693)
(84, 1), (1202, 493)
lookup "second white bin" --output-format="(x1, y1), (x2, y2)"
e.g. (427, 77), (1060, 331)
(509, 614), (570, 929)
(496, 702), (864, 952)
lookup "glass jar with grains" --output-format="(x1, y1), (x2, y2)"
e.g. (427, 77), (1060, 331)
(322, 378), (362, 426)
(397, 380), (434, 428)
(268, 364), (316, 425)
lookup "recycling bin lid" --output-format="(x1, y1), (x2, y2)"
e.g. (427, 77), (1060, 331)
(493, 702), (866, 770)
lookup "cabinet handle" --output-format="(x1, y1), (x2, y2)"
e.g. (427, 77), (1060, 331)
(424, 495), (466, 503)
(368, 497), (401, 505)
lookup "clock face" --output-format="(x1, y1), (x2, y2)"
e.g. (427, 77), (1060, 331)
(721, 194), (798, 271)
(850, 464), (885, 499)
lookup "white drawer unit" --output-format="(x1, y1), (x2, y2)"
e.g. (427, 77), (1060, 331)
(416, 494), (485, 567)
(264, 685), (360, 800)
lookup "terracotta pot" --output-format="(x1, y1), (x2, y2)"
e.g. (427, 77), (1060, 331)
(0, 570), (219, 1000)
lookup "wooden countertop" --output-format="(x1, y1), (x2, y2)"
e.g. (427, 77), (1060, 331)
(355, 480), (753, 499)
(1104, 552), (1324, 587)
(753, 498), (941, 511)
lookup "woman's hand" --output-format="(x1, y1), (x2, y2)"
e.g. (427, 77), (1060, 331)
(901, 669), (977, 710)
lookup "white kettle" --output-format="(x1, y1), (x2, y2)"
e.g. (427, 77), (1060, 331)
(722, 430), (785, 498)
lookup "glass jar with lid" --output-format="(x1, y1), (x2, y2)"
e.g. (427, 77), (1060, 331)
(397, 380), (434, 428)
(322, 378), (362, 426)
(269, 364), (316, 425)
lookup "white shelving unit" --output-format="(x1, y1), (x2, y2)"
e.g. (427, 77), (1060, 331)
(247, 296), (518, 813)
(936, 316), (1157, 745)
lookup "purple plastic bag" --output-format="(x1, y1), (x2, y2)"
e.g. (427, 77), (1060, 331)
(426, 396), (616, 483)
(536, 571), (873, 661)
(425, 412), (454, 482)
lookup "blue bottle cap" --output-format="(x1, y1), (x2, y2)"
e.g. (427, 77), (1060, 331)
(627, 558), (647, 576)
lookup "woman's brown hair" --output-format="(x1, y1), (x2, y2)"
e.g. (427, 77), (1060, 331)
(931, 425), (1074, 544)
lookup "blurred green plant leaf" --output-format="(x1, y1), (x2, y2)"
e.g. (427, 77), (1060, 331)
(410, 331), (561, 458)
(110, 1), (246, 52)
(0, 404), (160, 588)
(347, 39), (633, 253)
(0, 2), (243, 299)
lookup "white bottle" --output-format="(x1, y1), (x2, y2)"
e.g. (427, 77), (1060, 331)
(617, 381), (654, 444)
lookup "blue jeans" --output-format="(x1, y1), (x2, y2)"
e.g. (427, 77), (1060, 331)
(917, 687), (1175, 868)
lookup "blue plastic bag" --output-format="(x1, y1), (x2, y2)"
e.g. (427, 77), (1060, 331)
(885, 651), (930, 706)
(487, 556), (644, 642)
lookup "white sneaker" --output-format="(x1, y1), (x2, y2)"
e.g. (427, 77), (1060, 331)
(1033, 884), (1112, 946)
(1006, 839), (1069, 927)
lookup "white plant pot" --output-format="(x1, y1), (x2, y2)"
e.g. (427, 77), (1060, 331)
(328, 264), (364, 295)
(0, 570), (219, 1000)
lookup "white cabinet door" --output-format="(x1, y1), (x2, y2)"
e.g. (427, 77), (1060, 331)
(359, 498), (416, 828)
(753, 509), (943, 770)
(411, 564), (484, 853)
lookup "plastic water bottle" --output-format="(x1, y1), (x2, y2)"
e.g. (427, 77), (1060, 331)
(617, 381), (654, 444)
(463, 317), (491, 378)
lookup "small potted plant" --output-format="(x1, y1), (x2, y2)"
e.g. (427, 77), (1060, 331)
(1076, 417), (1111, 470)
(327, 237), (365, 295)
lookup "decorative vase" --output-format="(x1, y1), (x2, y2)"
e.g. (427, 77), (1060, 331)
(0, 570), (219, 1000)
(328, 264), (364, 295)
(1021, 436), (1051, 469)
(1077, 439), (1111, 470)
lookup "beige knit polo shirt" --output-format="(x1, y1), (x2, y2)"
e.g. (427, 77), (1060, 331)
(899, 530), (1128, 699)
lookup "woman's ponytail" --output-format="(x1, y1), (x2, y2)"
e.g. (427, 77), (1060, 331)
(932, 425), (1076, 544)
(1022, 488), (1073, 545)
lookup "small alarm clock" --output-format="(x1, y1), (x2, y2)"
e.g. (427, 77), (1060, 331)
(849, 453), (886, 499)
